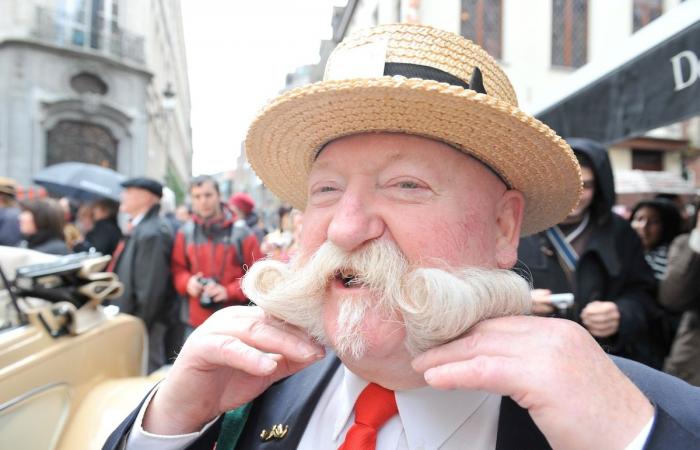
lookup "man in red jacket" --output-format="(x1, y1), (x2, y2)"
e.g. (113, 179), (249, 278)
(171, 175), (262, 328)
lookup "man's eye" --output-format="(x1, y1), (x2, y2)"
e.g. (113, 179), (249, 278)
(319, 186), (337, 193)
(397, 181), (419, 189)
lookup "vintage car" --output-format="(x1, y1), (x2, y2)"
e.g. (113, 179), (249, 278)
(0, 246), (164, 449)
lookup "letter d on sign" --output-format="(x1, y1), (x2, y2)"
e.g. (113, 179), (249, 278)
(670, 50), (699, 91)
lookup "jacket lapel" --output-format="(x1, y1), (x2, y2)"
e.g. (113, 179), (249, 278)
(234, 353), (341, 449)
(495, 397), (551, 450)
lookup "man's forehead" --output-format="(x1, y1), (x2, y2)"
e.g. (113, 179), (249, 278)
(312, 132), (510, 188)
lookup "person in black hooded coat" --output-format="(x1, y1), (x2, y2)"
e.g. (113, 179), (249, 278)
(517, 138), (661, 368)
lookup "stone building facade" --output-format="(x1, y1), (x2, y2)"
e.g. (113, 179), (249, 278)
(0, 0), (192, 198)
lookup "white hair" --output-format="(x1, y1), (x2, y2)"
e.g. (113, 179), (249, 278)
(242, 240), (531, 359)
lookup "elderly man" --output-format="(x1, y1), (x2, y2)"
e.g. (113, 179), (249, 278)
(106, 24), (699, 450)
(110, 177), (174, 372)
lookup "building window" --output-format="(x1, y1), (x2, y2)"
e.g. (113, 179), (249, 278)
(632, 149), (663, 171)
(460, 0), (502, 60)
(551, 0), (588, 68)
(53, 0), (120, 51)
(47, 120), (118, 169)
(633, 0), (663, 33)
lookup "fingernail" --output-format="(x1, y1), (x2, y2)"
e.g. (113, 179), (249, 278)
(424, 368), (435, 383)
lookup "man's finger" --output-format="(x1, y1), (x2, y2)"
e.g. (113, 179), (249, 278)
(192, 334), (280, 376)
(231, 319), (324, 362)
(204, 308), (320, 351)
(422, 355), (527, 399)
(581, 314), (618, 326)
(412, 327), (527, 372)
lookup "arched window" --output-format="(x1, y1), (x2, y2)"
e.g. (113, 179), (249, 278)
(70, 72), (108, 95)
(46, 120), (118, 169)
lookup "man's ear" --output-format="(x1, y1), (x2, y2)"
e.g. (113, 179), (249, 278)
(494, 190), (524, 269)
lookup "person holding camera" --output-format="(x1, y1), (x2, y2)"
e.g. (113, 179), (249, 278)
(171, 175), (262, 331)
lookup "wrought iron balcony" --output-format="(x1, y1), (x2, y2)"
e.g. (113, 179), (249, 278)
(31, 6), (144, 65)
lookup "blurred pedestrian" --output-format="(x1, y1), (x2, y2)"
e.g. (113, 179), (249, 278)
(76, 203), (95, 236)
(261, 207), (302, 261)
(518, 138), (660, 367)
(630, 199), (682, 280)
(174, 204), (191, 224)
(18, 198), (69, 255)
(110, 177), (174, 372)
(630, 199), (684, 362)
(83, 198), (122, 255)
(0, 177), (22, 246)
(656, 193), (690, 231)
(172, 175), (262, 330)
(660, 206), (700, 385)
(229, 192), (266, 244)
(59, 197), (82, 250)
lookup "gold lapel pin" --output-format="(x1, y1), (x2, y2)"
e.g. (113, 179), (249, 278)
(260, 424), (290, 441)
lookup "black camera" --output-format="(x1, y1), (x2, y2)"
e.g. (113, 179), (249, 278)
(197, 276), (218, 309)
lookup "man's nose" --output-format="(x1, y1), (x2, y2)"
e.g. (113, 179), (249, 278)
(326, 191), (385, 252)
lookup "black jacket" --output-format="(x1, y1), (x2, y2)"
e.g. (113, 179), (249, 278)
(518, 138), (660, 367)
(23, 233), (69, 255)
(84, 217), (122, 256)
(103, 354), (700, 450)
(112, 204), (174, 328)
(0, 205), (22, 246)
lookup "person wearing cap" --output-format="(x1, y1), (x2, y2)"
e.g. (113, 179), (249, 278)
(518, 139), (663, 368)
(229, 192), (266, 245)
(110, 177), (175, 372)
(107, 24), (699, 450)
(0, 176), (23, 246)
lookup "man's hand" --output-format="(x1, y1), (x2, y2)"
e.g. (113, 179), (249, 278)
(580, 300), (620, 337)
(204, 282), (229, 303)
(413, 316), (653, 450)
(186, 273), (204, 297)
(142, 306), (325, 435)
(530, 289), (555, 316)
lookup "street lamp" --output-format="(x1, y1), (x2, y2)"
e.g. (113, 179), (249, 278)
(162, 83), (176, 110)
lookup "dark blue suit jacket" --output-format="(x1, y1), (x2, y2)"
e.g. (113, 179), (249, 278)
(104, 354), (700, 450)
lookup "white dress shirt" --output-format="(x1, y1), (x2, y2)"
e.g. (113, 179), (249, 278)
(126, 364), (654, 450)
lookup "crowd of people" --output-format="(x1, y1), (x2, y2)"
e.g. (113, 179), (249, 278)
(0, 174), (303, 372)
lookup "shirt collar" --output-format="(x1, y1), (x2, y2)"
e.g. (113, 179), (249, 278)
(333, 366), (493, 448)
(333, 367), (368, 440)
(129, 213), (146, 228)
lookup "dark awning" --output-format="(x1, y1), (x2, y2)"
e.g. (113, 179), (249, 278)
(535, 13), (700, 145)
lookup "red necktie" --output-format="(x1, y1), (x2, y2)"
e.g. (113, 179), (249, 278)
(338, 383), (398, 450)
(107, 238), (126, 272)
(107, 221), (133, 272)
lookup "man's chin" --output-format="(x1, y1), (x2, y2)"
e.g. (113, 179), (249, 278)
(326, 325), (409, 362)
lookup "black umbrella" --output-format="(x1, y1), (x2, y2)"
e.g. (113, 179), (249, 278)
(33, 162), (126, 202)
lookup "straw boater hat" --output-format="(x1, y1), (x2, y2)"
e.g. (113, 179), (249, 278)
(245, 23), (581, 235)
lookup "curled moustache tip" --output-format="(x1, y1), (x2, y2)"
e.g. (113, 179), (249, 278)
(241, 259), (288, 297)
